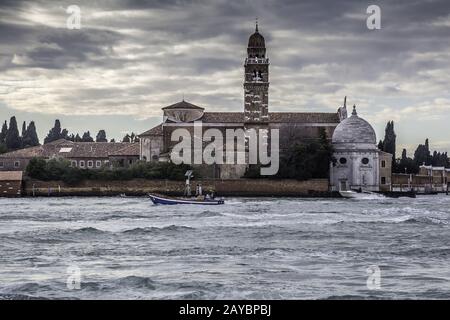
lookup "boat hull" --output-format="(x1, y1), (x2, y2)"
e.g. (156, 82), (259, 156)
(339, 190), (385, 199)
(149, 194), (224, 205)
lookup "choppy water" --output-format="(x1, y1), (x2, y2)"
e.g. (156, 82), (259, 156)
(0, 195), (449, 300)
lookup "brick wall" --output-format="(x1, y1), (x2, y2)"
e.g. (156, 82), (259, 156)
(23, 178), (330, 197)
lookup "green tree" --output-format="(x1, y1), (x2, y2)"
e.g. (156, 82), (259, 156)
(122, 134), (131, 143)
(82, 131), (94, 142)
(25, 157), (191, 184)
(377, 140), (384, 151)
(5, 116), (21, 150)
(0, 121), (7, 144)
(130, 132), (139, 142)
(398, 148), (418, 174)
(382, 121), (396, 171)
(253, 128), (334, 180)
(96, 130), (107, 142)
(61, 128), (69, 140)
(26, 158), (48, 180)
(22, 121), (40, 148)
(0, 121), (7, 153)
(75, 133), (82, 142)
(413, 139), (431, 167)
(44, 119), (68, 144)
(21, 121), (26, 147)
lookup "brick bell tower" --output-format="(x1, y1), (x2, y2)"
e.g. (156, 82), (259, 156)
(244, 20), (269, 123)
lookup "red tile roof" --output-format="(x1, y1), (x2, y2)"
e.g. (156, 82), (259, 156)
(0, 140), (139, 159)
(139, 124), (163, 137)
(156, 112), (339, 124)
(108, 143), (140, 156)
(162, 100), (204, 110)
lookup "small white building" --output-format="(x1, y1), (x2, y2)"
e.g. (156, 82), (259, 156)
(330, 105), (392, 192)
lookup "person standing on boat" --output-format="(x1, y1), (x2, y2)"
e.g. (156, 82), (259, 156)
(184, 178), (191, 197)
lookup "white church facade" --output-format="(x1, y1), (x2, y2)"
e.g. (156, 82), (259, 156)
(330, 104), (392, 192)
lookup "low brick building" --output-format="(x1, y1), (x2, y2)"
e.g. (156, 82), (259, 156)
(0, 171), (23, 196)
(418, 165), (449, 192)
(392, 165), (450, 193)
(0, 139), (140, 171)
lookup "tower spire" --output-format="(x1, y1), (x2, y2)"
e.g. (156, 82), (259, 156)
(352, 105), (357, 116)
(255, 17), (258, 32)
(344, 96), (347, 108)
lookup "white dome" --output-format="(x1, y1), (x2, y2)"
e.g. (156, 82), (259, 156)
(332, 107), (376, 145)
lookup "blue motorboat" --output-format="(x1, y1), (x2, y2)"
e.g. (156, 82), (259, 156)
(149, 194), (225, 205)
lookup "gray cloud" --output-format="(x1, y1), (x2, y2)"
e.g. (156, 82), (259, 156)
(0, 0), (449, 152)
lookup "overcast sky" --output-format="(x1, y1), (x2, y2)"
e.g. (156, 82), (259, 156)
(0, 0), (449, 154)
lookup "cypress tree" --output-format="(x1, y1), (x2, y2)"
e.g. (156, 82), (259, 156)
(5, 116), (21, 150)
(23, 121), (40, 147)
(21, 121), (26, 147)
(96, 130), (107, 142)
(381, 121), (396, 171)
(0, 121), (7, 144)
(44, 119), (63, 144)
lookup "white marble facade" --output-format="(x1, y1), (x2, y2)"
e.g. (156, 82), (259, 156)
(330, 106), (384, 192)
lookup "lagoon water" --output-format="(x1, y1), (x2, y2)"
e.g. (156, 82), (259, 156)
(0, 196), (449, 299)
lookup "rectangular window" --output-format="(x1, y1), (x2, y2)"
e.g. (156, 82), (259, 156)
(79, 160), (85, 168)
(0, 161), (3, 168)
(14, 161), (20, 168)
(87, 160), (94, 168)
(96, 160), (102, 168)
(381, 160), (386, 168)
(381, 177), (386, 185)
